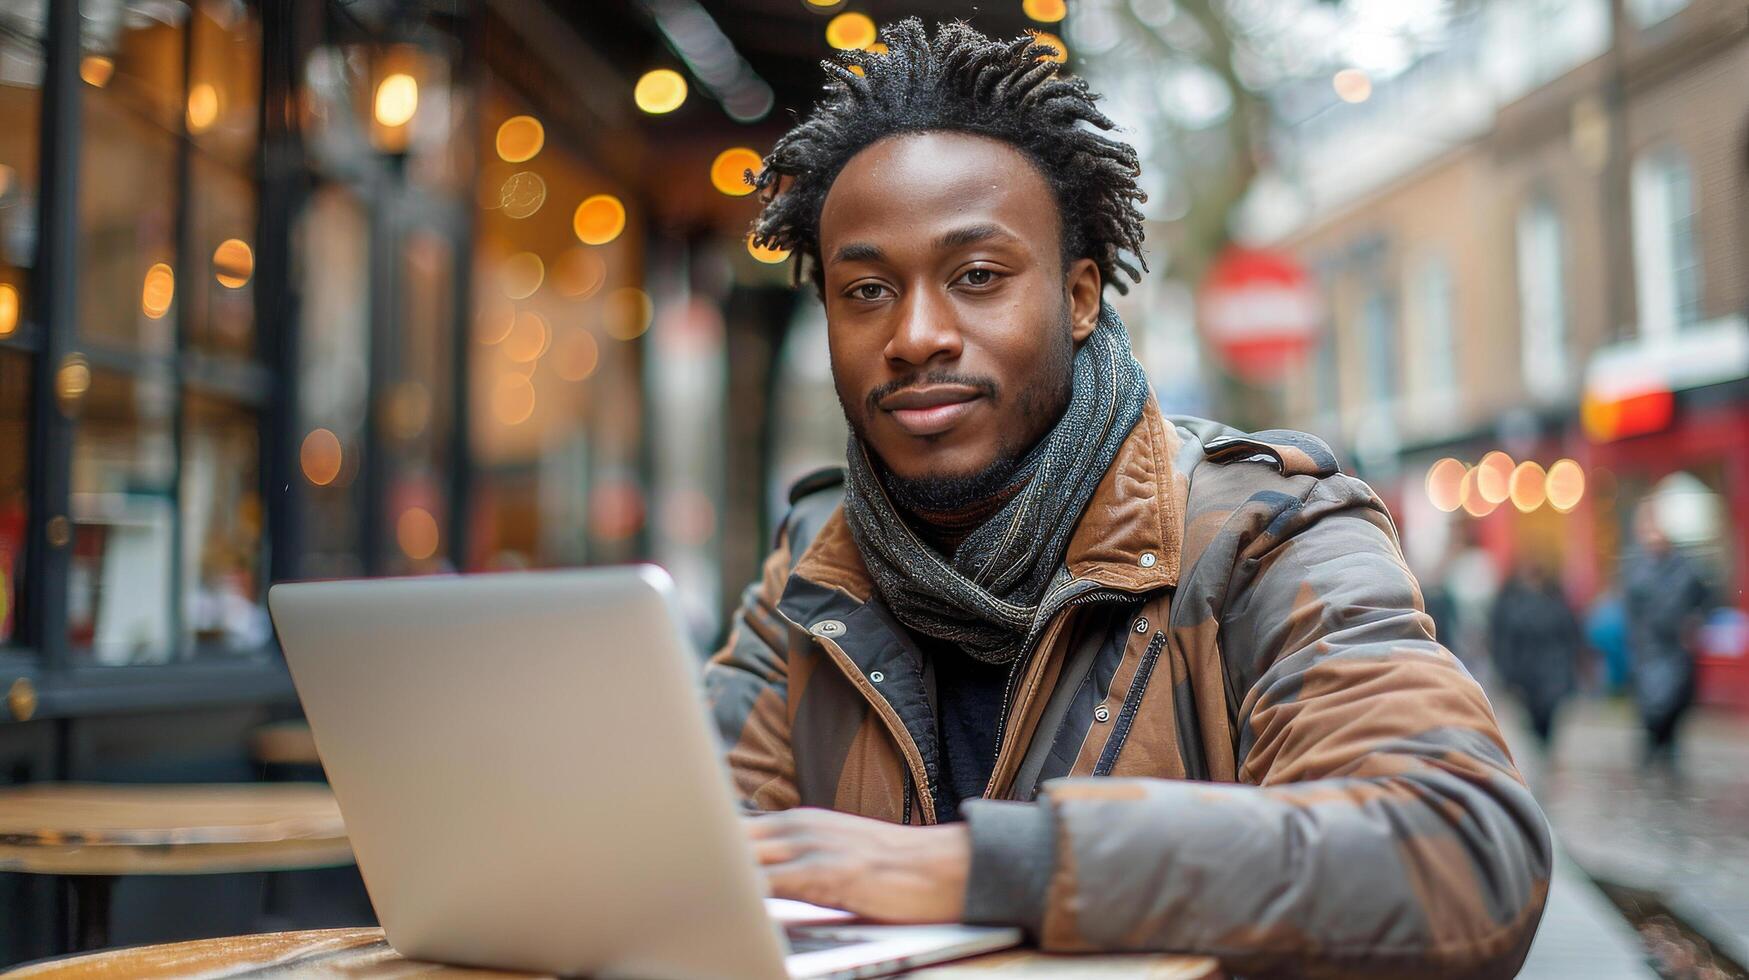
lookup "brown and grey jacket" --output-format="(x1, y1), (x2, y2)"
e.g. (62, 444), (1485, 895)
(706, 401), (1550, 978)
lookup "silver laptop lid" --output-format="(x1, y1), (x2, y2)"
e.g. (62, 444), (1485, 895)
(269, 567), (790, 980)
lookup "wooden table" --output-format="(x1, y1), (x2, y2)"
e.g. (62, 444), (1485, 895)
(6, 928), (1223, 978)
(248, 721), (321, 769)
(0, 783), (354, 951)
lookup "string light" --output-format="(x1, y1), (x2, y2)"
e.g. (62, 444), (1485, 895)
(374, 73), (419, 127)
(495, 115), (545, 162)
(711, 147), (762, 196)
(573, 195), (627, 246)
(634, 69), (688, 114)
(826, 12), (877, 50)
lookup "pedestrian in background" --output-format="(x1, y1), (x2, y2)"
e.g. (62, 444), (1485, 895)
(1490, 557), (1581, 750)
(1622, 499), (1712, 769)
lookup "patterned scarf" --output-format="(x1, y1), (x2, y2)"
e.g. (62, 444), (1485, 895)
(842, 304), (1149, 664)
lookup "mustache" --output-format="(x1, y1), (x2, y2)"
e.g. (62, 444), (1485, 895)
(864, 371), (1000, 414)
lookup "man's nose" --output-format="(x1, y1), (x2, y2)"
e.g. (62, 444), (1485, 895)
(883, 288), (962, 366)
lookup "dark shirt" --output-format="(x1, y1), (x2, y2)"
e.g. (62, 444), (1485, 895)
(921, 636), (1012, 822)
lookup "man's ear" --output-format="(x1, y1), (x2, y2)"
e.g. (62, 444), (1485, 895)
(1066, 257), (1102, 344)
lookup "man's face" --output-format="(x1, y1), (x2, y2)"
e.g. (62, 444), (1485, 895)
(817, 131), (1102, 492)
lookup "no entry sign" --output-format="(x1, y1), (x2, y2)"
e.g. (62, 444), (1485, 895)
(1198, 246), (1321, 382)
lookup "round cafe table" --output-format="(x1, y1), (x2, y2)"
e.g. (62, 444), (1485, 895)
(5, 928), (1224, 978)
(247, 721), (321, 769)
(0, 783), (353, 952)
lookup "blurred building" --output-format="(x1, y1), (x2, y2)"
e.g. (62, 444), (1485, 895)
(1262, 0), (1749, 705)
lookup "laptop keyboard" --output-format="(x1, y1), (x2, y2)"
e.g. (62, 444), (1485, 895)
(786, 928), (863, 955)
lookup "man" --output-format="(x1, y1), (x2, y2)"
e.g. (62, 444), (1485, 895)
(1622, 498), (1711, 768)
(708, 20), (1549, 977)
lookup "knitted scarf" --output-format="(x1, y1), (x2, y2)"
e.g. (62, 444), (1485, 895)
(842, 303), (1149, 664)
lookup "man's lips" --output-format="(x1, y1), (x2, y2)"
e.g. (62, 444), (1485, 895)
(878, 384), (984, 437)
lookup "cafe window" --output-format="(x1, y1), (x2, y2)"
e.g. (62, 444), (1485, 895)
(296, 185), (370, 580)
(62, 0), (270, 663)
(0, 3), (43, 650)
(0, 1), (479, 682)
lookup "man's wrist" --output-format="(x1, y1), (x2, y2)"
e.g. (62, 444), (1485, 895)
(960, 799), (1054, 935)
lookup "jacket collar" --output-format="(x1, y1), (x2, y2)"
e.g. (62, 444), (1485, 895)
(783, 396), (1185, 615)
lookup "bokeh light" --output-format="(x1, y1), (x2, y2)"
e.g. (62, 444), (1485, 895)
(495, 115), (545, 162)
(396, 507), (440, 561)
(477, 297), (516, 345)
(499, 251), (545, 299)
(55, 354), (90, 408)
(374, 72), (419, 127)
(0, 283), (18, 338)
(141, 263), (175, 319)
(80, 55), (113, 87)
(662, 488), (717, 546)
(604, 288), (654, 341)
(1476, 451), (1514, 504)
(492, 373), (536, 425)
(590, 480), (647, 541)
(1547, 459), (1587, 513)
(1333, 68), (1372, 103)
(300, 429), (343, 486)
(634, 69), (688, 114)
(1459, 467), (1498, 518)
(553, 248), (606, 298)
(1023, 0), (1067, 23)
(186, 82), (219, 133)
(1029, 30), (1068, 63)
(503, 310), (550, 363)
(1425, 457), (1466, 513)
(1509, 461), (1547, 513)
(499, 172), (547, 219)
(212, 238), (254, 288)
(711, 147), (762, 196)
(573, 194), (627, 245)
(553, 327), (600, 382)
(826, 12), (877, 50)
(747, 234), (790, 264)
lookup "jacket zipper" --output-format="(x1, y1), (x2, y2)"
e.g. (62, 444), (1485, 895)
(901, 779), (913, 825)
(984, 588), (1131, 797)
(1093, 629), (1168, 776)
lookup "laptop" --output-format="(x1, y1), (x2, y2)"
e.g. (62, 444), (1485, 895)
(268, 566), (1020, 979)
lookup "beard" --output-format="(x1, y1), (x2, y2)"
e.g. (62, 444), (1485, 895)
(840, 300), (1076, 515)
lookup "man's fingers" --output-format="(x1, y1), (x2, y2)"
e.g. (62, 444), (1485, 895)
(762, 857), (846, 912)
(745, 808), (812, 838)
(751, 837), (802, 865)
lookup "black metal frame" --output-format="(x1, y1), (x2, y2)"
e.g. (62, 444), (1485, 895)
(2, 0), (481, 723)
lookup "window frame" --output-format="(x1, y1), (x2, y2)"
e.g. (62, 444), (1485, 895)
(1, 1), (479, 721)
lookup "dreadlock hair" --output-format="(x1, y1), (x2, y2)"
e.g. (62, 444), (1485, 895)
(750, 18), (1148, 296)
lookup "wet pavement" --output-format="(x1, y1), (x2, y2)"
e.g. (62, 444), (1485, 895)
(1500, 694), (1749, 974)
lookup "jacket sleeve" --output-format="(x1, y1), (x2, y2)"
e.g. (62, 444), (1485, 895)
(703, 529), (800, 813)
(964, 474), (1551, 978)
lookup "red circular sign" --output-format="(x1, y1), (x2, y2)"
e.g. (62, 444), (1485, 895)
(1198, 246), (1321, 382)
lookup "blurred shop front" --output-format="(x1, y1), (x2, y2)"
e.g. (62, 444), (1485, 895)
(0, 0), (921, 960)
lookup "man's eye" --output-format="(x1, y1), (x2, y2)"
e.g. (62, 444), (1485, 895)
(854, 283), (887, 301)
(959, 268), (996, 287)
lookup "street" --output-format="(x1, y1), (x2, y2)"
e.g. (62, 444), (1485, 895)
(1501, 695), (1749, 978)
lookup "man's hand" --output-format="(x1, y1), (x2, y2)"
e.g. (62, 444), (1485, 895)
(747, 808), (970, 923)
